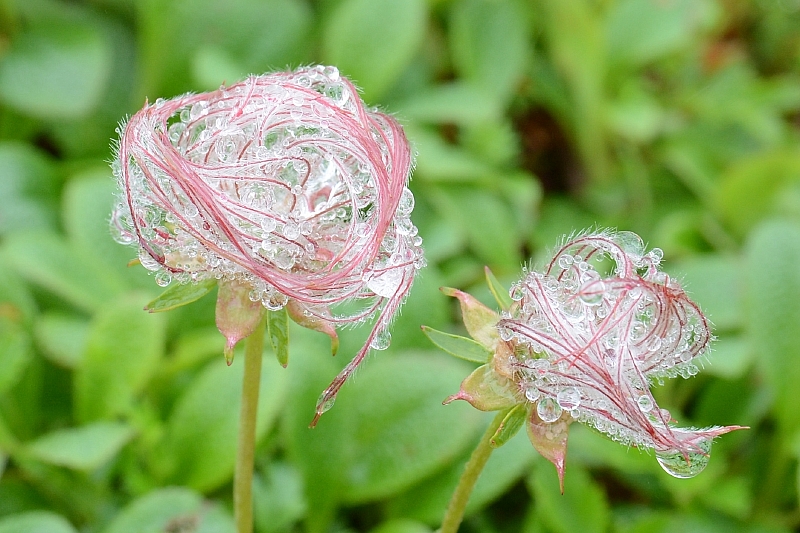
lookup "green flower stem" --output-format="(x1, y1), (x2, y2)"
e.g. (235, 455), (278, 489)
(234, 314), (265, 533)
(440, 410), (506, 533)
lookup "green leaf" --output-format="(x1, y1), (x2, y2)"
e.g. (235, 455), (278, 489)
(25, 422), (134, 471)
(408, 126), (494, 183)
(369, 520), (433, 533)
(162, 353), (288, 491)
(267, 308), (290, 368)
(421, 326), (490, 363)
(0, 511), (77, 533)
(0, 315), (32, 396)
(485, 267), (513, 311)
(3, 232), (125, 313)
(0, 17), (112, 119)
(33, 313), (89, 369)
(0, 143), (58, 237)
(716, 150), (800, 237)
(745, 219), (800, 434)
(253, 462), (307, 533)
(139, 0), (312, 97)
(322, 0), (426, 101)
(332, 353), (483, 504)
(145, 278), (217, 313)
(102, 487), (234, 533)
(63, 172), (153, 291)
(387, 420), (536, 524)
(490, 405), (527, 448)
(704, 335), (753, 379)
(74, 295), (166, 422)
(449, 0), (529, 101)
(669, 254), (743, 331)
(395, 83), (502, 125)
(607, 0), (719, 68)
(528, 463), (610, 533)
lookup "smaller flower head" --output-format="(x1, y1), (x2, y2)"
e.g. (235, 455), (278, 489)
(442, 230), (744, 489)
(111, 66), (424, 423)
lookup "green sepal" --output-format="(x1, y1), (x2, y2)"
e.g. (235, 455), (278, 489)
(267, 307), (290, 368)
(443, 363), (518, 412)
(421, 325), (491, 363)
(440, 287), (500, 350)
(145, 278), (217, 313)
(485, 266), (512, 311)
(490, 404), (527, 448)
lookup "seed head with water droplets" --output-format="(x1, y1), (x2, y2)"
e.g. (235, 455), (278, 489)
(110, 65), (424, 424)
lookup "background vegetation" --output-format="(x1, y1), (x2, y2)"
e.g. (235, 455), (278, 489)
(0, 0), (799, 531)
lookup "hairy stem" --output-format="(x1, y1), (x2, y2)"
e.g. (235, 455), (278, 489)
(234, 315), (265, 533)
(440, 411), (506, 533)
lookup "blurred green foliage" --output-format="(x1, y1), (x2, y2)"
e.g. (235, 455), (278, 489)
(0, 0), (799, 531)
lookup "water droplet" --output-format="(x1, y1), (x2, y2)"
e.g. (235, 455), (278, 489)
(556, 387), (581, 410)
(283, 223), (300, 240)
(637, 394), (653, 413)
(155, 271), (172, 287)
(558, 254), (574, 270)
(397, 187), (415, 215)
(316, 392), (336, 414)
(498, 324), (514, 341)
(509, 283), (525, 301)
(525, 386), (541, 402)
(578, 280), (605, 305)
(537, 397), (562, 423)
(646, 336), (662, 352)
(367, 267), (404, 298)
(190, 102), (207, 120)
(648, 247), (664, 264)
(614, 231), (645, 257)
(370, 330), (391, 351)
(168, 122), (186, 144)
(656, 439), (712, 479)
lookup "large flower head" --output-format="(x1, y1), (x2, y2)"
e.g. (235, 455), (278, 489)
(111, 65), (424, 422)
(439, 230), (743, 489)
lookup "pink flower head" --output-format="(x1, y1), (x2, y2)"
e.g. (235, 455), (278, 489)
(496, 230), (743, 480)
(110, 65), (424, 423)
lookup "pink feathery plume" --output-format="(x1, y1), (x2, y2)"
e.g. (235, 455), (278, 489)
(111, 65), (424, 424)
(495, 230), (744, 481)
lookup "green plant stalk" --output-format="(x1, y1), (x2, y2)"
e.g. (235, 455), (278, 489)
(440, 410), (506, 533)
(234, 315), (265, 533)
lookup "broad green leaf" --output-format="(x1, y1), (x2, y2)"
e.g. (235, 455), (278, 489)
(0, 17), (111, 119)
(745, 220), (800, 434)
(408, 126), (494, 183)
(0, 143), (58, 237)
(491, 404), (527, 448)
(387, 420), (536, 524)
(2, 232), (125, 313)
(716, 150), (800, 237)
(33, 313), (88, 368)
(704, 335), (753, 379)
(281, 326), (353, 533)
(162, 353), (288, 491)
(669, 254), (743, 331)
(145, 278), (217, 313)
(26, 422), (134, 471)
(485, 267), (512, 311)
(62, 173), (153, 291)
(74, 295), (166, 422)
(267, 308), (290, 367)
(322, 0), (426, 102)
(0, 315), (31, 396)
(449, 0), (529, 100)
(421, 326), (490, 363)
(332, 353), (482, 504)
(0, 511), (77, 533)
(369, 520), (433, 533)
(253, 462), (307, 533)
(607, 0), (719, 68)
(102, 487), (234, 533)
(528, 463), (609, 533)
(139, 0), (312, 97)
(395, 83), (502, 125)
